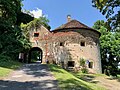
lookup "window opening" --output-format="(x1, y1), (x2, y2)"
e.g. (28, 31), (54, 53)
(81, 41), (85, 46)
(88, 62), (93, 68)
(68, 61), (75, 67)
(60, 42), (64, 46)
(34, 33), (39, 37)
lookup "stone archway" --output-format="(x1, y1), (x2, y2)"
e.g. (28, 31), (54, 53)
(28, 47), (43, 63)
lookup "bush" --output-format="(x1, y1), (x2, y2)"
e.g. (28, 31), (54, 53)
(0, 54), (11, 62)
(80, 58), (85, 67)
(81, 67), (88, 73)
(80, 58), (88, 73)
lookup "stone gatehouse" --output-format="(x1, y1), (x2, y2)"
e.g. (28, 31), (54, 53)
(29, 15), (102, 73)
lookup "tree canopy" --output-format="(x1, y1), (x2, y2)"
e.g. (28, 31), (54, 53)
(27, 16), (51, 30)
(93, 20), (120, 75)
(21, 16), (51, 39)
(0, 0), (33, 60)
(92, 0), (120, 32)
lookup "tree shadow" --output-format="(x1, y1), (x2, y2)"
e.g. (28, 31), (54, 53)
(48, 64), (64, 74)
(21, 63), (55, 77)
(0, 79), (58, 90)
(117, 78), (120, 82)
(0, 63), (60, 90)
(59, 78), (93, 90)
(106, 75), (120, 82)
(73, 73), (99, 84)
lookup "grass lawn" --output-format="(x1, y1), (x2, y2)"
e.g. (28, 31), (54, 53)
(0, 60), (22, 77)
(48, 64), (106, 90)
(117, 74), (120, 81)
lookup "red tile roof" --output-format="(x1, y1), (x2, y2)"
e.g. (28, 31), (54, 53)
(52, 20), (100, 36)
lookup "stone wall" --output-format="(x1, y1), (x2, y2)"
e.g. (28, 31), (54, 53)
(51, 29), (102, 73)
(29, 25), (51, 63)
(29, 25), (102, 73)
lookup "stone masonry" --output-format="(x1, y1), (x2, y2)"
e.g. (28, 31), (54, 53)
(29, 16), (102, 74)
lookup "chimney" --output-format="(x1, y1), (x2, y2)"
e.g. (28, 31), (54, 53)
(67, 15), (71, 22)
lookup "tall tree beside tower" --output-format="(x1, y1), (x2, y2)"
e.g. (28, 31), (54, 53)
(92, 0), (120, 32)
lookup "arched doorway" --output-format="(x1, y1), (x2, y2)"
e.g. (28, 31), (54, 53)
(28, 47), (43, 63)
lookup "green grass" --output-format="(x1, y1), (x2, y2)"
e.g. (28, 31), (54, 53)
(117, 75), (120, 78)
(48, 64), (106, 90)
(0, 60), (22, 77)
(72, 71), (106, 80)
(117, 74), (120, 82)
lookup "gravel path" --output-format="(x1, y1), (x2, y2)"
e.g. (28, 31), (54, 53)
(0, 63), (59, 90)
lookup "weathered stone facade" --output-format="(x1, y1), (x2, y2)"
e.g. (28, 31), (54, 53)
(29, 17), (102, 73)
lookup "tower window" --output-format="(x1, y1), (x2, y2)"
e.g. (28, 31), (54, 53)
(88, 62), (93, 68)
(68, 61), (75, 67)
(60, 42), (64, 46)
(34, 33), (39, 37)
(81, 41), (85, 46)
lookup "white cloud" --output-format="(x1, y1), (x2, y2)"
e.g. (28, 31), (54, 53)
(30, 8), (42, 18)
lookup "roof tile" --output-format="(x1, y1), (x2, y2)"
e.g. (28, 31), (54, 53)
(54, 20), (92, 30)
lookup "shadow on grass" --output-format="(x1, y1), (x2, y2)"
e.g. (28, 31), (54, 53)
(117, 78), (120, 82)
(106, 74), (120, 82)
(115, 75), (120, 82)
(105, 77), (120, 83)
(0, 79), (58, 90)
(72, 73), (99, 84)
(59, 78), (93, 90)
(48, 64), (64, 73)
(48, 64), (105, 90)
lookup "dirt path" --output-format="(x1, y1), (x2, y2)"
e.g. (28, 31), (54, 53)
(93, 75), (120, 90)
(0, 63), (59, 90)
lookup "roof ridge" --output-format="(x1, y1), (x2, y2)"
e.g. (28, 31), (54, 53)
(53, 19), (99, 32)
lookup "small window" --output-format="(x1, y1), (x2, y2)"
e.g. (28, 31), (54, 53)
(68, 61), (75, 67)
(34, 33), (39, 37)
(60, 42), (64, 46)
(88, 62), (93, 68)
(81, 41), (85, 46)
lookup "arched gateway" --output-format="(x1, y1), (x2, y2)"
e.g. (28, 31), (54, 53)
(28, 47), (43, 63)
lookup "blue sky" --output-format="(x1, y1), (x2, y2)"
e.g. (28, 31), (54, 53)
(22, 0), (106, 30)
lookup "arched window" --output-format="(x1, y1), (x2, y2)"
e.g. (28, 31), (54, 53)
(88, 61), (93, 68)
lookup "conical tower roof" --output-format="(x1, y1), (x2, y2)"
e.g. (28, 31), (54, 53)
(52, 19), (100, 36)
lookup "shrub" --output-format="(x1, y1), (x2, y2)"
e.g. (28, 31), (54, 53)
(80, 58), (86, 67)
(81, 67), (88, 73)
(80, 58), (88, 73)
(0, 54), (11, 62)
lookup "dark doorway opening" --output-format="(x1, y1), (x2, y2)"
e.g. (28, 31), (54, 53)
(28, 47), (43, 63)
(88, 62), (93, 68)
(68, 61), (75, 67)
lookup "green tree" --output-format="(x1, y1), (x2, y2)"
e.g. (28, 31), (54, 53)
(92, 20), (108, 30)
(21, 16), (51, 39)
(93, 20), (120, 75)
(23, 16), (51, 30)
(92, 0), (120, 32)
(0, 0), (33, 60)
